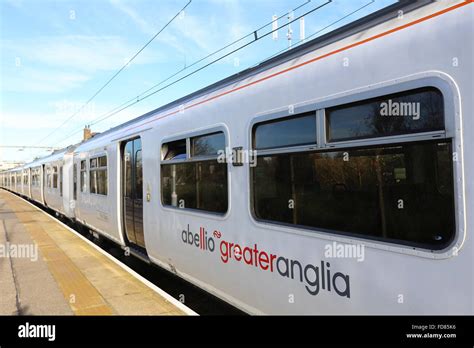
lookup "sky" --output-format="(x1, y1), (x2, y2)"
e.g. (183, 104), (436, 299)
(0, 0), (397, 164)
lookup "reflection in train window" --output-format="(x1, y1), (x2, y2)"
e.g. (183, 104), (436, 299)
(254, 113), (317, 150)
(59, 166), (63, 197)
(252, 88), (454, 250)
(326, 88), (444, 142)
(32, 168), (40, 187)
(53, 166), (58, 189)
(73, 164), (77, 199)
(161, 132), (228, 214)
(252, 141), (454, 249)
(46, 166), (52, 188)
(191, 132), (225, 157)
(162, 139), (187, 160)
(90, 155), (107, 195)
(135, 149), (143, 200)
(80, 160), (87, 192)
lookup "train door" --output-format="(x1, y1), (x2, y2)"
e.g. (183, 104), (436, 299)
(122, 138), (145, 249)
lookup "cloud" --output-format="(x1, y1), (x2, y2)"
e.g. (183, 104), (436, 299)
(1, 35), (166, 93)
(0, 110), (73, 130)
(109, 0), (157, 36)
(109, 0), (251, 57)
(2, 67), (90, 93)
(2, 35), (162, 73)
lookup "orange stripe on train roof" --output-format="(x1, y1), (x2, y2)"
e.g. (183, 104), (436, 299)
(122, 0), (472, 134)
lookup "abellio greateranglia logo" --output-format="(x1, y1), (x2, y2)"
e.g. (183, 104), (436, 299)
(181, 224), (215, 252)
(181, 225), (351, 299)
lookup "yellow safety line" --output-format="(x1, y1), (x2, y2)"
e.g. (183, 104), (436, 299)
(5, 195), (114, 315)
(2, 190), (186, 315)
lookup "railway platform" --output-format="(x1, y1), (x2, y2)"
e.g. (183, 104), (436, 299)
(0, 189), (195, 316)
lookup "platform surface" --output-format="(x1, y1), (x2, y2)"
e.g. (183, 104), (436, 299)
(0, 189), (188, 315)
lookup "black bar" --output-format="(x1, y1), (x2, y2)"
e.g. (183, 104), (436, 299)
(0, 315), (473, 346)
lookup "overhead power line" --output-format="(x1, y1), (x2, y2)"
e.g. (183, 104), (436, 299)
(33, 0), (192, 147)
(89, 1), (331, 126)
(48, 0), (332, 147)
(82, 0), (314, 129)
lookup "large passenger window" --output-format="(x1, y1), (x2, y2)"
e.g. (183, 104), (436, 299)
(252, 141), (454, 249)
(252, 87), (455, 250)
(161, 132), (228, 214)
(90, 155), (108, 195)
(326, 88), (444, 142)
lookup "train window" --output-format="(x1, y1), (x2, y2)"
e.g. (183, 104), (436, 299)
(46, 167), (52, 188)
(162, 139), (186, 161)
(252, 87), (454, 250)
(135, 150), (143, 199)
(161, 132), (228, 214)
(191, 132), (225, 158)
(31, 169), (37, 187)
(254, 113), (317, 150)
(52, 166), (58, 189)
(80, 160), (87, 192)
(326, 88), (444, 142)
(59, 166), (63, 197)
(90, 155), (107, 195)
(90, 158), (97, 168)
(252, 141), (455, 249)
(37, 169), (40, 187)
(98, 156), (107, 167)
(73, 164), (77, 200)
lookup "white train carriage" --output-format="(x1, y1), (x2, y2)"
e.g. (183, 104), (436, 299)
(26, 159), (45, 205)
(72, 141), (123, 243)
(41, 148), (76, 218)
(1, 0), (473, 314)
(21, 166), (30, 198)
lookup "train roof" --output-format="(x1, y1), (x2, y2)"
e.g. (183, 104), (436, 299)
(22, 145), (76, 169)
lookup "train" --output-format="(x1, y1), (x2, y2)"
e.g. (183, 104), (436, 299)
(1, 0), (473, 314)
